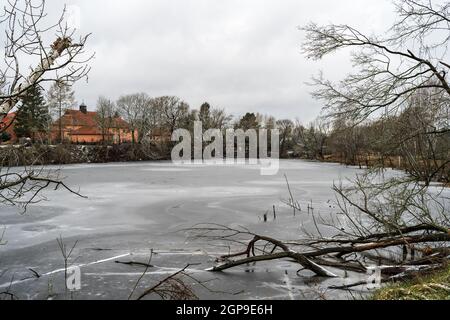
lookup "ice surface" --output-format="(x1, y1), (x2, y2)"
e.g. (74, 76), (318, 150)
(0, 160), (368, 300)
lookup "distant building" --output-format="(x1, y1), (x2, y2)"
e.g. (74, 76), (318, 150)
(51, 103), (136, 144)
(0, 104), (137, 144)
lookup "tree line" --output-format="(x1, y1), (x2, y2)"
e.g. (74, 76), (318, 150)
(3, 80), (448, 184)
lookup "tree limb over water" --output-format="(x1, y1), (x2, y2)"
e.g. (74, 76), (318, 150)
(185, 171), (450, 289)
(0, 0), (91, 212)
(0, 0), (92, 121)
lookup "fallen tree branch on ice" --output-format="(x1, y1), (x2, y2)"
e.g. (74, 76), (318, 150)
(206, 234), (338, 277)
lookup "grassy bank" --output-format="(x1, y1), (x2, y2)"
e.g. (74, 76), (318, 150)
(373, 266), (450, 300)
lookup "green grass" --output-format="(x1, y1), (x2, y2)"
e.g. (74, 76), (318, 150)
(373, 266), (450, 300)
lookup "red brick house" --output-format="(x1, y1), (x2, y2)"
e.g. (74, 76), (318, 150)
(1, 104), (136, 144)
(51, 104), (136, 144)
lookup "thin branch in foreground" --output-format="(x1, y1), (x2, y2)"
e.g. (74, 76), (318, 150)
(127, 249), (154, 300)
(137, 264), (198, 301)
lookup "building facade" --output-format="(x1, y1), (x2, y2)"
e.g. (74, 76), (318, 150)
(51, 103), (136, 144)
(1, 104), (136, 144)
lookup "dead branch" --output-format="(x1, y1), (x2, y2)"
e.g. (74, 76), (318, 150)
(187, 170), (449, 289)
(0, 167), (87, 212)
(137, 264), (198, 301)
(115, 260), (154, 268)
(209, 234), (338, 277)
(0, 0), (92, 120)
(0, 291), (17, 300)
(127, 250), (154, 300)
(195, 224), (449, 277)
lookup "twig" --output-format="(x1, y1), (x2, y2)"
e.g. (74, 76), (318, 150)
(127, 250), (154, 300)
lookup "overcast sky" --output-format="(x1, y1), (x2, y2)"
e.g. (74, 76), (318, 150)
(48, 0), (395, 122)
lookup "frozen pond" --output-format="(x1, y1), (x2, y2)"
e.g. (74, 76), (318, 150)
(0, 160), (365, 300)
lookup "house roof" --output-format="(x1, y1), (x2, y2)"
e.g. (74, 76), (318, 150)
(59, 110), (98, 127)
(53, 109), (131, 133)
(70, 127), (104, 136)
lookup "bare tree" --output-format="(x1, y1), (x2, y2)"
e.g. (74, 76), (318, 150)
(293, 120), (329, 160)
(210, 108), (232, 130)
(96, 96), (115, 144)
(276, 119), (294, 157)
(0, 0), (91, 211)
(301, 0), (450, 129)
(47, 80), (76, 143)
(0, 0), (92, 122)
(137, 95), (158, 144)
(116, 93), (152, 145)
(153, 96), (190, 136)
(391, 88), (450, 184)
(198, 103), (232, 130)
(301, 0), (450, 177)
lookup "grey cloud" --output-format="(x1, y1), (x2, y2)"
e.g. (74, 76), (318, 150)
(45, 0), (395, 122)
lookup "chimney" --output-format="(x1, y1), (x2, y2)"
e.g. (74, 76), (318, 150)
(79, 102), (87, 114)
